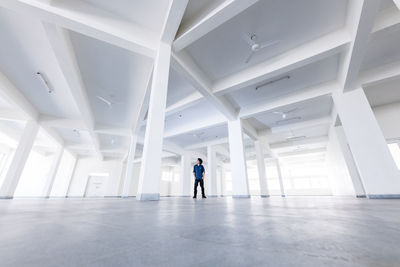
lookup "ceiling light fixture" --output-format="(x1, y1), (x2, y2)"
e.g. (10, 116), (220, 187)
(73, 129), (80, 137)
(36, 72), (53, 93)
(255, 75), (290, 90)
(286, 135), (306, 141)
(276, 116), (302, 125)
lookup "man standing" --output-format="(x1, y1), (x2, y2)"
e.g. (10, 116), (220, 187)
(193, 158), (206, 199)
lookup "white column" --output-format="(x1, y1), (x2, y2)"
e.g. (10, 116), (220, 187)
(333, 88), (400, 198)
(276, 159), (285, 197)
(255, 140), (269, 197)
(335, 125), (366, 197)
(42, 146), (64, 197)
(228, 119), (250, 198)
(0, 121), (39, 199)
(207, 145), (218, 197)
(180, 152), (192, 197)
(122, 135), (138, 198)
(137, 42), (171, 201)
(219, 166), (226, 196)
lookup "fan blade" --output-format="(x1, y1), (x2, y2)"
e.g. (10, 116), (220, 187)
(241, 33), (255, 46)
(96, 96), (112, 107)
(259, 40), (280, 49)
(245, 50), (255, 64)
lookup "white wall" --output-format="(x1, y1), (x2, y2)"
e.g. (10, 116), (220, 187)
(50, 151), (77, 197)
(326, 125), (356, 196)
(373, 102), (400, 140)
(68, 157), (124, 197)
(14, 150), (53, 197)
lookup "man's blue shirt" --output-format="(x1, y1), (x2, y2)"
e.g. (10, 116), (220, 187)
(193, 164), (205, 179)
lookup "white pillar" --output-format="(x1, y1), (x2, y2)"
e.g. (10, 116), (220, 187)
(333, 88), (400, 198)
(137, 42), (171, 201)
(180, 152), (192, 197)
(335, 125), (366, 197)
(42, 146), (64, 197)
(122, 135), (138, 198)
(276, 159), (285, 197)
(255, 140), (269, 197)
(0, 121), (39, 198)
(207, 145), (218, 197)
(219, 166), (226, 196)
(228, 119), (250, 198)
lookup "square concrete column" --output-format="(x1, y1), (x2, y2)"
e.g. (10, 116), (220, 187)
(218, 166), (227, 196)
(122, 135), (138, 198)
(137, 42), (171, 201)
(334, 125), (366, 197)
(0, 121), (39, 199)
(333, 88), (400, 198)
(275, 159), (285, 197)
(255, 140), (269, 197)
(179, 152), (192, 197)
(228, 119), (250, 198)
(42, 146), (64, 197)
(207, 145), (218, 197)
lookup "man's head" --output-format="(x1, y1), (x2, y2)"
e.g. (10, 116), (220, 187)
(197, 158), (203, 165)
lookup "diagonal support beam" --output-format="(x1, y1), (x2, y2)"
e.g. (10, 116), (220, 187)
(161, 0), (189, 44)
(42, 22), (102, 159)
(213, 29), (350, 95)
(174, 0), (259, 51)
(239, 81), (337, 118)
(171, 51), (237, 120)
(339, 0), (382, 91)
(0, 0), (157, 57)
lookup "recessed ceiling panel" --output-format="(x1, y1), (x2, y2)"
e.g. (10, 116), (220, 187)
(186, 0), (348, 80)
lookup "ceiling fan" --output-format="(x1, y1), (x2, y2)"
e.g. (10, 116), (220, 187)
(96, 95), (121, 108)
(242, 33), (279, 64)
(272, 107), (298, 119)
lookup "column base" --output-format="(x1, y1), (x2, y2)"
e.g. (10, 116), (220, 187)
(0, 196), (13, 199)
(136, 193), (160, 201)
(281, 194), (286, 197)
(368, 194), (400, 199)
(260, 195), (270, 198)
(232, 195), (251, 198)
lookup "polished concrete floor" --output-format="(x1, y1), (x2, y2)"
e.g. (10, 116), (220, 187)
(0, 197), (399, 267)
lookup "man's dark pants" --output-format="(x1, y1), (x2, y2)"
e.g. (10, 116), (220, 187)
(194, 179), (205, 197)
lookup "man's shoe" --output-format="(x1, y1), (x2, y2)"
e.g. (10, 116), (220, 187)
(192, 196), (196, 199)
(202, 195), (207, 198)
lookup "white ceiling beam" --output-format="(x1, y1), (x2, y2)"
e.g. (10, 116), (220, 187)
(339, 0), (382, 91)
(0, 73), (66, 148)
(173, 0), (259, 51)
(0, 108), (26, 122)
(0, 0), (157, 58)
(165, 91), (203, 116)
(241, 119), (259, 141)
(0, 73), (39, 121)
(42, 22), (102, 160)
(164, 115), (226, 139)
(185, 137), (229, 150)
(240, 81), (337, 118)
(161, 0), (189, 44)
(94, 124), (131, 137)
(372, 5), (400, 33)
(259, 116), (332, 137)
(39, 115), (86, 130)
(394, 0), (400, 10)
(212, 29), (351, 95)
(359, 60), (400, 87)
(277, 147), (327, 158)
(171, 51), (238, 120)
(270, 135), (328, 150)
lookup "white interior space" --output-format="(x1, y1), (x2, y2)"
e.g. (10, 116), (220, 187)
(0, 0), (400, 265)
